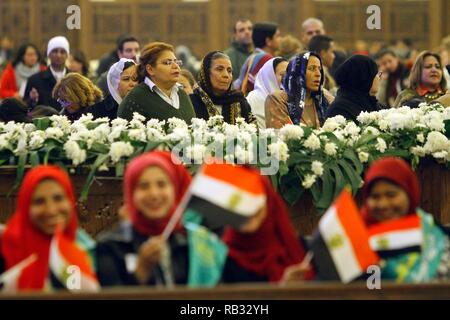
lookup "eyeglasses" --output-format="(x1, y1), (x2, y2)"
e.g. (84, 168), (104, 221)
(159, 59), (183, 67)
(57, 98), (72, 108)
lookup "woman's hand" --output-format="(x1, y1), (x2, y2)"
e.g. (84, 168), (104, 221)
(281, 262), (312, 284)
(134, 236), (164, 284)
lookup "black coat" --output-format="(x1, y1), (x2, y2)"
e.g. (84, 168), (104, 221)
(95, 222), (189, 287)
(326, 88), (383, 123)
(189, 92), (255, 124)
(90, 94), (119, 120)
(221, 257), (267, 283)
(24, 68), (65, 111)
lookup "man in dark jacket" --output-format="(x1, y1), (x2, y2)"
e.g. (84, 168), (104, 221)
(24, 36), (70, 111)
(96, 35), (140, 96)
(224, 19), (253, 81)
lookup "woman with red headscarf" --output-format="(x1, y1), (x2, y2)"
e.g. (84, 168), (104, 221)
(221, 171), (313, 283)
(0, 165), (95, 291)
(361, 157), (450, 282)
(96, 151), (192, 286)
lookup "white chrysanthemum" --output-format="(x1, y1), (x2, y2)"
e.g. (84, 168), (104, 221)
(111, 117), (128, 128)
(358, 151), (369, 163)
(191, 118), (207, 130)
(109, 141), (134, 163)
(344, 122), (361, 136)
(304, 133), (321, 150)
(322, 118), (340, 132)
(268, 141), (289, 162)
(376, 138), (387, 153)
(324, 142), (338, 156)
(147, 128), (165, 141)
(77, 113), (94, 124)
(416, 133), (425, 143)
(186, 144), (207, 163)
(45, 127), (64, 140)
(311, 161), (324, 176)
(108, 125), (126, 142)
(92, 123), (111, 142)
(363, 126), (380, 136)
(302, 174), (317, 189)
(128, 128), (147, 142)
(131, 112), (146, 124)
(411, 146), (426, 157)
(64, 140), (87, 166)
(0, 135), (9, 150)
(432, 151), (448, 160)
(207, 115), (224, 127)
(279, 124), (304, 141)
(166, 127), (190, 142)
(423, 131), (450, 153)
(237, 131), (253, 145)
(223, 124), (239, 139)
(29, 131), (46, 150)
(23, 123), (36, 133)
(167, 117), (188, 130)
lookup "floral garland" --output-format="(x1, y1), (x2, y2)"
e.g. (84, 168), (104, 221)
(0, 102), (449, 212)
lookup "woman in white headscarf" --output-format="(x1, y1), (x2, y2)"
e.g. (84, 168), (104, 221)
(107, 58), (138, 105)
(246, 57), (288, 128)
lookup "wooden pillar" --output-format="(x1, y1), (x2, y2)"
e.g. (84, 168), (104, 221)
(429, 0), (443, 49)
(79, 0), (92, 59)
(29, 0), (41, 50)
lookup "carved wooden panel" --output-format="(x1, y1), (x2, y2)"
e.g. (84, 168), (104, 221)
(166, 2), (209, 58)
(0, 0), (32, 48)
(267, 0), (300, 38)
(39, 0), (80, 54)
(137, 3), (166, 44)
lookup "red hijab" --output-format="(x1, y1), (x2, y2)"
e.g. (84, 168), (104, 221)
(361, 157), (421, 225)
(124, 151), (192, 236)
(222, 170), (309, 282)
(1, 165), (78, 290)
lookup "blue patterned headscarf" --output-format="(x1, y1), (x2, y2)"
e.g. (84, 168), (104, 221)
(282, 51), (328, 125)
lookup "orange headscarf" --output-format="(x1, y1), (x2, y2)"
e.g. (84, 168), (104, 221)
(1, 165), (78, 290)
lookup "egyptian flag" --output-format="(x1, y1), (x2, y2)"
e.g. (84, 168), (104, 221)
(309, 189), (380, 283)
(49, 228), (100, 292)
(0, 254), (37, 292)
(368, 214), (423, 258)
(184, 163), (267, 229)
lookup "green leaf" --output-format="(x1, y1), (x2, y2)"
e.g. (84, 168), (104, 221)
(329, 163), (346, 201)
(338, 159), (363, 195)
(90, 142), (110, 154)
(314, 167), (334, 210)
(115, 161), (125, 177)
(80, 154), (110, 201)
(342, 148), (364, 174)
(33, 117), (51, 130)
(144, 141), (162, 153)
(29, 151), (40, 167)
(10, 153), (28, 196)
(43, 145), (57, 165)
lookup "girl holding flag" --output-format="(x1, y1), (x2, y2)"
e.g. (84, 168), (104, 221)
(221, 169), (314, 283)
(96, 151), (192, 286)
(361, 157), (450, 282)
(0, 165), (97, 291)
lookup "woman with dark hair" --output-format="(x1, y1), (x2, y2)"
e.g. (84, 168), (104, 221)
(189, 51), (256, 125)
(360, 157), (450, 283)
(96, 151), (192, 287)
(394, 51), (447, 107)
(265, 51), (333, 129)
(0, 43), (45, 99)
(247, 57), (288, 128)
(67, 50), (90, 77)
(118, 42), (195, 123)
(326, 54), (384, 123)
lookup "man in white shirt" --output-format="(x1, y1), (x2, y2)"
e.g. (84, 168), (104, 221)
(24, 36), (70, 110)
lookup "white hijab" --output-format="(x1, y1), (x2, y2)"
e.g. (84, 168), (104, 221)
(107, 58), (136, 104)
(247, 58), (282, 128)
